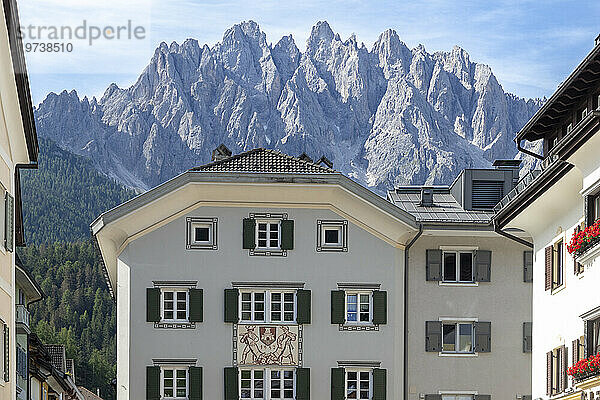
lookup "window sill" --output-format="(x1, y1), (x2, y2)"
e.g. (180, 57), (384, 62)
(551, 284), (566, 295)
(249, 249), (287, 257)
(438, 352), (479, 357)
(438, 281), (479, 287)
(339, 324), (379, 331)
(153, 322), (196, 329)
(576, 241), (600, 266)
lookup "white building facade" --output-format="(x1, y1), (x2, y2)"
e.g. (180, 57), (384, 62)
(495, 37), (600, 400)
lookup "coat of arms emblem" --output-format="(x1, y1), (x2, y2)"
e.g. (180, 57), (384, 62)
(237, 325), (299, 366)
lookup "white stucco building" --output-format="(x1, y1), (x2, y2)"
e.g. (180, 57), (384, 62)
(495, 35), (600, 400)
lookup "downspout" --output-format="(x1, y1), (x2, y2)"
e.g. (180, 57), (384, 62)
(404, 223), (423, 400)
(516, 138), (544, 160)
(494, 222), (533, 248)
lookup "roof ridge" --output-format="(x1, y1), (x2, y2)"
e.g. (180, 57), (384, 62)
(262, 148), (335, 172)
(190, 148), (264, 171)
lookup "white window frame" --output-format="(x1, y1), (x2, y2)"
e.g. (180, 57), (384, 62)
(161, 289), (189, 323)
(345, 368), (372, 400)
(185, 217), (218, 250)
(192, 224), (212, 245)
(323, 225), (343, 246)
(344, 291), (373, 325)
(441, 250), (474, 283)
(239, 367), (296, 400)
(441, 321), (475, 354)
(316, 220), (348, 252)
(239, 290), (297, 324)
(160, 366), (188, 399)
(552, 237), (565, 291)
(256, 219), (282, 250)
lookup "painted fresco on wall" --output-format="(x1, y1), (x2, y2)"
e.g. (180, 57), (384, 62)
(235, 324), (300, 366)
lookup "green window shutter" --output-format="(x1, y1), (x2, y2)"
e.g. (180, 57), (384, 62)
(189, 289), (203, 323)
(372, 291), (387, 325)
(242, 218), (256, 249)
(372, 368), (386, 400)
(280, 219), (294, 250)
(296, 289), (311, 324)
(296, 367), (310, 400)
(330, 367), (345, 400)
(474, 321), (491, 352)
(3, 324), (8, 382)
(523, 322), (532, 353)
(146, 366), (160, 400)
(425, 321), (442, 352)
(224, 367), (238, 400)
(224, 289), (239, 323)
(523, 251), (533, 282)
(424, 395), (442, 400)
(426, 249), (442, 281)
(474, 396), (491, 400)
(189, 366), (203, 400)
(5, 193), (13, 252)
(474, 250), (492, 282)
(331, 290), (345, 324)
(146, 288), (160, 323)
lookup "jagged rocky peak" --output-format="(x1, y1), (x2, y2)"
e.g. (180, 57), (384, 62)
(34, 20), (542, 193)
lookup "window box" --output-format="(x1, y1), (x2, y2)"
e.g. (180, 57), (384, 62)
(568, 353), (600, 383)
(568, 219), (600, 264)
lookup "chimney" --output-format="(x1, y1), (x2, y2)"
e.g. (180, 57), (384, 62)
(212, 144), (232, 161)
(298, 152), (313, 163)
(317, 155), (333, 169)
(420, 187), (434, 207)
(493, 159), (522, 188)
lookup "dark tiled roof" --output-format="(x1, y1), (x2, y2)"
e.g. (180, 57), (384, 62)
(190, 148), (336, 174)
(45, 344), (66, 372)
(388, 188), (494, 224)
(78, 386), (104, 400)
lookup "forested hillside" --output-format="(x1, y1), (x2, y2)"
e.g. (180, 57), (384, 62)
(18, 138), (136, 399)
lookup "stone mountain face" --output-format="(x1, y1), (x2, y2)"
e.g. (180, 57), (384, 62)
(34, 20), (542, 192)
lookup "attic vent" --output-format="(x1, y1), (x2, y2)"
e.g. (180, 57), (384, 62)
(212, 144), (232, 161)
(317, 155), (333, 169)
(298, 153), (313, 163)
(472, 180), (504, 209)
(420, 187), (433, 206)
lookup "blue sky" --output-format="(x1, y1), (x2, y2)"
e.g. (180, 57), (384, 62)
(18, 0), (600, 104)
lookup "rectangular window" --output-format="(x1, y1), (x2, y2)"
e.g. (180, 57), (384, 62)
(345, 369), (371, 399)
(553, 240), (564, 289)
(240, 290), (296, 324)
(442, 322), (474, 353)
(257, 220), (281, 249)
(162, 290), (188, 322)
(592, 193), (600, 223)
(162, 367), (188, 399)
(186, 217), (218, 250)
(240, 368), (295, 399)
(442, 251), (474, 283)
(589, 317), (600, 356)
(316, 220), (348, 252)
(345, 292), (372, 324)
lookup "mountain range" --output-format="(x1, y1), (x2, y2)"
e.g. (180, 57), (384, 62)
(33, 20), (542, 193)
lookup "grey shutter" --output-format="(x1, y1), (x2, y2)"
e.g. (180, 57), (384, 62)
(296, 289), (311, 324)
(523, 251), (533, 282)
(546, 351), (552, 396)
(189, 366), (203, 400)
(372, 368), (386, 400)
(523, 322), (532, 353)
(474, 250), (491, 282)
(585, 195), (593, 226)
(189, 289), (203, 323)
(242, 218), (256, 249)
(560, 345), (568, 392)
(474, 396), (491, 400)
(146, 288), (160, 322)
(280, 219), (294, 250)
(224, 367), (238, 400)
(331, 291), (345, 324)
(585, 320), (591, 357)
(474, 322), (491, 352)
(331, 367), (345, 400)
(545, 246), (553, 291)
(424, 395), (442, 400)
(3, 324), (8, 382)
(146, 366), (160, 400)
(372, 291), (387, 325)
(425, 321), (442, 352)
(296, 367), (310, 400)
(572, 339), (579, 366)
(224, 289), (239, 323)
(426, 249), (442, 281)
(4, 193), (13, 252)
